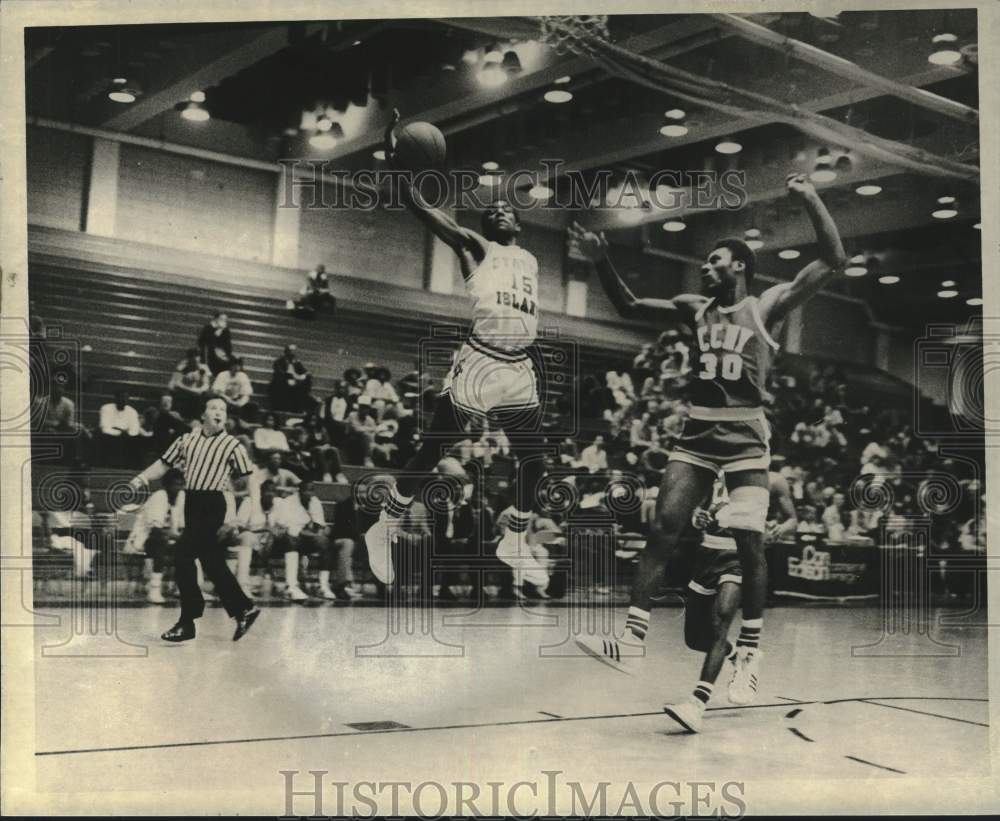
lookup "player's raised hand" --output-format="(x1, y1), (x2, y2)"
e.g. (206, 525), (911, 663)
(568, 220), (609, 263)
(383, 108), (401, 167)
(785, 173), (815, 198)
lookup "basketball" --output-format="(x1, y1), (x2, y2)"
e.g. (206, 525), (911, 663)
(393, 121), (446, 171)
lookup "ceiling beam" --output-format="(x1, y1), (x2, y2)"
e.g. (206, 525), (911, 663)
(101, 24), (330, 132)
(323, 16), (728, 163)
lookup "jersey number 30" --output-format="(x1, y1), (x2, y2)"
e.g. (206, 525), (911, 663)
(698, 351), (743, 381)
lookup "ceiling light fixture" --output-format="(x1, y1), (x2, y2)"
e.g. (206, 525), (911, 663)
(108, 77), (139, 103)
(929, 32), (962, 65)
(937, 289), (958, 298)
(662, 219), (686, 232)
(715, 139), (742, 154)
(932, 207), (959, 219)
(967, 297), (983, 306)
(180, 101), (209, 121)
(529, 184), (553, 201)
(810, 147), (837, 183)
(855, 183), (882, 196)
(878, 275), (900, 285)
(778, 249), (801, 260)
(544, 88), (573, 103)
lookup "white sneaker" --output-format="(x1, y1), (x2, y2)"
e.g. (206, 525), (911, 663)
(146, 586), (165, 604)
(496, 529), (550, 589)
(364, 512), (396, 585)
(728, 647), (763, 705)
(663, 699), (705, 733)
(318, 585), (337, 601)
(573, 631), (644, 675)
(285, 585), (309, 602)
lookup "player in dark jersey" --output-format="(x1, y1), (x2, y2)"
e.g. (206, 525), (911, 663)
(571, 174), (844, 696)
(663, 470), (797, 732)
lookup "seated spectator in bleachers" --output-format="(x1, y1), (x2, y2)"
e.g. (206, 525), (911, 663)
(272, 480), (356, 601)
(169, 348), (212, 419)
(796, 506), (827, 536)
(254, 412), (290, 458)
(224, 416), (254, 460)
(98, 389), (141, 467)
(343, 367), (365, 400)
(197, 311), (233, 375)
(123, 468), (185, 603)
(253, 451), (300, 493)
(270, 344), (313, 413)
(151, 394), (187, 453)
(821, 491), (849, 542)
(287, 264), (336, 316)
(212, 357), (256, 422)
(298, 416), (347, 483)
(365, 367), (400, 415)
(580, 435), (608, 473)
(318, 382), (350, 445)
(372, 415), (399, 468)
(37, 381), (92, 464)
(233, 478), (283, 591)
(36, 475), (100, 579)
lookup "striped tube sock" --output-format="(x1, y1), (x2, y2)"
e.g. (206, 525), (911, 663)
(507, 509), (531, 533)
(384, 487), (413, 520)
(625, 606), (650, 642)
(692, 681), (713, 706)
(736, 618), (763, 651)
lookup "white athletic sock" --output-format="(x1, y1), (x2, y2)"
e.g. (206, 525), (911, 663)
(284, 552), (300, 588)
(384, 487), (413, 520)
(625, 606), (650, 642)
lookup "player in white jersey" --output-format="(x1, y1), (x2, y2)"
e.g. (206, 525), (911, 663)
(364, 111), (550, 594)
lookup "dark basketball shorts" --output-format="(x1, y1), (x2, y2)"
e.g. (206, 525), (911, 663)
(669, 406), (771, 475)
(688, 544), (742, 596)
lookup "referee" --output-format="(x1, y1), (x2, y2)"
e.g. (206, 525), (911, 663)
(130, 396), (261, 642)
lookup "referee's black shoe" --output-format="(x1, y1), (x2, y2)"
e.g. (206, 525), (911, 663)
(162, 620), (196, 642)
(233, 606), (262, 641)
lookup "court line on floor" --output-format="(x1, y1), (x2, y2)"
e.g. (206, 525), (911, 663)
(34, 700), (809, 757)
(844, 755), (906, 774)
(857, 698), (989, 728)
(38, 696), (986, 758)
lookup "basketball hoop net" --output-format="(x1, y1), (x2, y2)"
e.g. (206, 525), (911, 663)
(536, 15), (610, 56)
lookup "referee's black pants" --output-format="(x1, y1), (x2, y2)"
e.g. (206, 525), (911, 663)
(177, 491), (253, 622)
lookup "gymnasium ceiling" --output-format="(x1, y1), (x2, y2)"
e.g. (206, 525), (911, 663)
(25, 11), (982, 327)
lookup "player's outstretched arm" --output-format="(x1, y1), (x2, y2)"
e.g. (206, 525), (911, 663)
(568, 221), (703, 322)
(383, 109), (488, 269)
(758, 175), (847, 326)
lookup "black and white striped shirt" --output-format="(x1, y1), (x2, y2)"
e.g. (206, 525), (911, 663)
(160, 430), (253, 492)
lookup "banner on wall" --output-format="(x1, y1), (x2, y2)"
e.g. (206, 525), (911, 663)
(769, 536), (880, 600)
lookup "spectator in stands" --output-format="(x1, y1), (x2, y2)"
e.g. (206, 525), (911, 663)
(364, 367), (400, 412)
(343, 367), (365, 400)
(253, 451), (300, 493)
(821, 491), (849, 542)
(212, 357), (255, 421)
(123, 468), (185, 603)
(301, 416), (348, 483)
(580, 435), (608, 473)
(288, 264), (336, 316)
(796, 506), (827, 536)
(37, 381), (91, 465)
(253, 412), (290, 458)
(98, 389), (141, 467)
(273, 480), (356, 601)
(169, 348), (212, 419)
(319, 382), (350, 445)
(224, 417), (254, 461)
(197, 311), (234, 375)
(37, 473), (101, 580)
(269, 344), (313, 413)
(151, 394), (187, 453)
(234, 478), (282, 592)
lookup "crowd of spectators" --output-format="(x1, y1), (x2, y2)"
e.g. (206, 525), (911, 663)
(29, 297), (986, 603)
